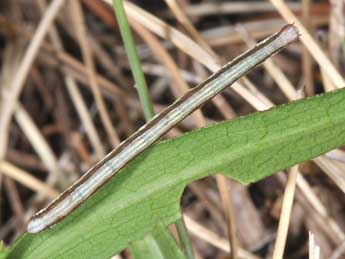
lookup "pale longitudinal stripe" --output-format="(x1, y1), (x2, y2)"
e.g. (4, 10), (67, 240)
(27, 25), (299, 234)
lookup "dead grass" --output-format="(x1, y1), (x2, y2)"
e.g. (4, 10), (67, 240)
(1, 1), (345, 258)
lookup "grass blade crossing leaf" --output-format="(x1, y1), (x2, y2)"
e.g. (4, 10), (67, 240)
(111, 1), (185, 258)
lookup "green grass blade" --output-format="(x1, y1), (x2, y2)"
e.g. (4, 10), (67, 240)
(130, 225), (185, 259)
(7, 88), (345, 258)
(174, 219), (194, 259)
(112, 0), (154, 120)
(129, 219), (189, 259)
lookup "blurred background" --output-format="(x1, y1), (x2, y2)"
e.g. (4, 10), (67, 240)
(0, 0), (344, 258)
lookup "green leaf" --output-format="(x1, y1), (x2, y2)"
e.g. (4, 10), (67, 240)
(130, 225), (186, 259)
(7, 89), (345, 258)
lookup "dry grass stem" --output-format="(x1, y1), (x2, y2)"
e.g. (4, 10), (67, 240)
(69, 0), (120, 147)
(314, 157), (345, 194)
(164, 0), (217, 57)
(269, 0), (345, 88)
(0, 0), (65, 159)
(296, 174), (345, 241)
(4, 177), (25, 231)
(272, 166), (299, 259)
(215, 176), (238, 259)
(184, 215), (260, 259)
(119, 0), (220, 71)
(14, 105), (68, 188)
(65, 77), (106, 159)
(0, 161), (59, 199)
(309, 232), (320, 259)
(37, 0), (106, 160)
(203, 16), (328, 47)
(302, 0), (314, 96)
(330, 240), (345, 259)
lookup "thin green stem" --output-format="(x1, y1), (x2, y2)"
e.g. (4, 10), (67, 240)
(112, 0), (154, 120)
(175, 218), (195, 259)
(111, 1), (194, 258)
